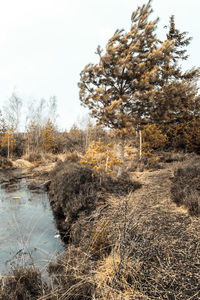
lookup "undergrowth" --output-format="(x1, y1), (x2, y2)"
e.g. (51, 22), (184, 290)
(171, 160), (200, 216)
(0, 152), (199, 299)
(0, 266), (48, 300)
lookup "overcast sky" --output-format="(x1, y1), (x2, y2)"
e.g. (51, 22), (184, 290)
(0, 0), (199, 130)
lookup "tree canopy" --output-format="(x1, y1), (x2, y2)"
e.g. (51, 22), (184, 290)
(79, 0), (200, 135)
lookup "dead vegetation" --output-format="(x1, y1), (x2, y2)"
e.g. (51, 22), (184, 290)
(0, 266), (48, 300)
(48, 161), (141, 244)
(0, 156), (13, 169)
(170, 157), (200, 216)
(0, 152), (199, 299)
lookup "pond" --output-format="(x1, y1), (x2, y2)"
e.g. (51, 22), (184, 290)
(0, 170), (64, 275)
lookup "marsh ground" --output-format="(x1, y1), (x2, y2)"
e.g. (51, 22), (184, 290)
(0, 151), (199, 299)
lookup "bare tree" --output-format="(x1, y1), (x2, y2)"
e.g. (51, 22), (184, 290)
(3, 93), (22, 133)
(47, 96), (58, 125)
(25, 97), (58, 153)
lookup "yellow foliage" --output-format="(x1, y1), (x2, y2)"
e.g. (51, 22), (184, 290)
(80, 139), (122, 178)
(142, 124), (167, 156)
(39, 122), (56, 152)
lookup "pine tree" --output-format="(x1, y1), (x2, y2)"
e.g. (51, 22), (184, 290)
(155, 15), (200, 151)
(79, 1), (200, 159)
(80, 139), (122, 182)
(167, 15), (191, 62)
(39, 121), (56, 153)
(79, 0), (171, 160)
(154, 15), (200, 124)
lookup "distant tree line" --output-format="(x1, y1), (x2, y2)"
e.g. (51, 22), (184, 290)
(1, 0), (200, 161)
(0, 96), (109, 160)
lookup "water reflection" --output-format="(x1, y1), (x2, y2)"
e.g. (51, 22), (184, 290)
(0, 171), (64, 275)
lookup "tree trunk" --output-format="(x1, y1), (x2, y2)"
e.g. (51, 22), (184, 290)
(7, 135), (10, 159)
(139, 129), (142, 160)
(117, 139), (125, 177)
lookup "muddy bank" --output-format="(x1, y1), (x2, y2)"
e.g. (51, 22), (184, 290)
(0, 159), (55, 194)
(0, 155), (200, 299)
(48, 161), (141, 245)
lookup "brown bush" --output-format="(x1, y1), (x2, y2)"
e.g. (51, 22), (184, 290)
(171, 164), (200, 216)
(0, 156), (13, 169)
(158, 151), (189, 163)
(26, 151), (42, 163)
(24, 151), (58, 164)
(89, 218), (111, 259)
(64, 151), (81, 163)
(0, 267), (48, 300)
(48, 162), (102, 243)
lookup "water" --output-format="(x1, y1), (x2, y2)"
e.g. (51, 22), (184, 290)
(0, 170), (64, 275)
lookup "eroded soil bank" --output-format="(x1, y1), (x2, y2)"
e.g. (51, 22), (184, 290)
(48, 161), (141, 245)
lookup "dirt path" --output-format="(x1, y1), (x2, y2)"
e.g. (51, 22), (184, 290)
(131, 165), (188, 214)
(121, 165), (200, 299)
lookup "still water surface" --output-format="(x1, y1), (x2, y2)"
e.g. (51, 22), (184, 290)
(0, 170), (64, 275)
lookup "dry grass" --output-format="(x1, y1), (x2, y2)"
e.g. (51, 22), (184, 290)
(47, 245), (94, 300)
(0, 266), (48, 300)
(22, 151), (59, 165)
(0, 152), (199, 299)
(94, 245), (137, 299)
(12, 159), (34, 168)
(64, 151), (81, 163)
(171, 157), (200, 216)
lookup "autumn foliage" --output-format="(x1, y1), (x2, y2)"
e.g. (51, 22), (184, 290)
(39, 121), (56, 152)
(1, 131), (16, 158)
(142, 124), (168, 156)
(80, 139), (122, 179)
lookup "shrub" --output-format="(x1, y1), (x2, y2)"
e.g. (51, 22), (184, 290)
(0, 266), (48, 299)
(80, 139), (122, 181)
(0, 156), (13, 169)
(65, 151), (80, 163)
(25, 151), (42, 163)
(159, 151), (188, 163)
(48, 162), (102, 243)
(48, 245), (94, 300)
(171, 164), (200, 216)
(142, 124), (167, 156)
(94, 246), (135, 299)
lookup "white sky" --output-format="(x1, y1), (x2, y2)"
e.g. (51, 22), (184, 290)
(0, 0), (199, 130)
